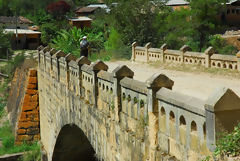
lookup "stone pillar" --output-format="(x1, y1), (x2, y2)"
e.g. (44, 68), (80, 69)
(112, 65), (134, 122)
(76, 56), (91, 97)
(90, 60), (108, 108)
(204, 106), (216, 152)
(160, 44), (167, 63)
(204, 47), (214, 68)
(131, 42), (137, 61)
(37, 46), (44, 67)
(236, 52), (240, 71)
(145, 42), (151, 63)
(180, 45), (191, 64)
(146, 73), (174, 161)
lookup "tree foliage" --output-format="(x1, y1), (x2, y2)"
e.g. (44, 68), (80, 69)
(0, 27), (12, 59)
(106, 0), (168, 47)
(47, 0), (71, 18)
(52, 27), (104, 57)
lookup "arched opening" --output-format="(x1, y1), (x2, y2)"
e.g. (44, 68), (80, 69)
(52, 124), (99, 161)
(203, 122), (206, 139)
(169, 111), (175, 121)
(160, 107), (165, 116)
(191, 121), (197, 132)
(179, 115), (186, 125)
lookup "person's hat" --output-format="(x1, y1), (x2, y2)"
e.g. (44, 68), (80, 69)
(83, 36), (87, 39)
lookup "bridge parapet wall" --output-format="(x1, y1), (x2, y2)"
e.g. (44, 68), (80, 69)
(37, 46), (240, 161)
(132, 42), (240, 71)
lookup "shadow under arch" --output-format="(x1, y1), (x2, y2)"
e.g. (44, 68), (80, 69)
(52, 124), (99, 161)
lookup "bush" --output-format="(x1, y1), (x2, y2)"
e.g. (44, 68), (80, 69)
(0, 27), (12, 59)
(0, 121), (40, 158)
(209, 35), (238, 55)
(104, 27), (131, 59)
(41, 23), (58, 44)
(19, 143), (41, 161)
(52, 27), (104, 57)
(1, 53), (25, 78)
(214, 123), (240, 157)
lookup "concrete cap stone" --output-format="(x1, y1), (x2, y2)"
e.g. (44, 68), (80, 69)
(90, 60), (108, 72)
(145, 42), (151, 49)
(43, 46), (51, 53)
(49, 48), (57, 56)
(37, 45), (44, 51)
(205, 87), (240, 112)
(132, 42), (137, 47)
(52, 50), (66, 59)
(146, 73), (174, 89)
(160, 43), (168, 51)
(112, 65), (134, 79)
(68, 60), (78, 68)
(76, 56), (91, 66)
(236, 51), (240, 58)
(180, 45), (192, 53)
(204, 46), (215, 56)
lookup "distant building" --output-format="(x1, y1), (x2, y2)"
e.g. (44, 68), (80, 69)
(75, 7), (99, 16)
(0, 16), (33, 29)
(166, 0), (240, 26)
(0, 16), (41, 50)
(166, 0), (189, 10)
(68, 17), (92, 29)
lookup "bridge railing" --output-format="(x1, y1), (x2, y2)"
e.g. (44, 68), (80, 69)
(38, 46), (240, 160)
(132, 42), (240, 71)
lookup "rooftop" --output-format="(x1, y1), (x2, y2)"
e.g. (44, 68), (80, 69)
(75, 7), (99, 13)
(166, 0), (240, 6)
(4, 29), (41, 34)
(68, 17), (92, 21)
(0, 16), (33, 24)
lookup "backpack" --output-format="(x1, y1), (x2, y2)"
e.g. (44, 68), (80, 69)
(80, 40), (89, 50)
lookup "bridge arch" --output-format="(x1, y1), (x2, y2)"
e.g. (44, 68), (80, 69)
(52, 124), (99, 161)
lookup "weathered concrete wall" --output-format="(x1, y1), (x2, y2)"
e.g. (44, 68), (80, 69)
(132, 42), (240, 71)
(38, 46), (240, 161)
(7, 59), (37, 134)
(15, 69), (40, 144)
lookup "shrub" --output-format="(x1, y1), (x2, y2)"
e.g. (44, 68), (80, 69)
(41, 23), (58, 44)
(214, 123), (240, 157)
(19, 143), (41, 161)
(209, 35), (238, 55)
(52, 27), (104, 58)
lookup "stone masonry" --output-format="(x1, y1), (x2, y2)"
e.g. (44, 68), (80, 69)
(15, 69), (40, 144)
(38, 46), (240, 161)
(132, 42), (240, 71)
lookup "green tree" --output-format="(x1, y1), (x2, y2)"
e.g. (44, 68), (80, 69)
(188, 0), (227, 51)
(52, 27), (104, 57)
(163, 8), (191, 49)
(0, 27), (12, 59)
(41, 23), (58, 45)
(105, 0), (167, 47)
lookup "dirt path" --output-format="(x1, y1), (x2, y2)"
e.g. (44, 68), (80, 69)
(106, 61), (240, 100)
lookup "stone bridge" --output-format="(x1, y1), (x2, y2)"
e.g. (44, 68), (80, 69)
(38, 46), (240, 161)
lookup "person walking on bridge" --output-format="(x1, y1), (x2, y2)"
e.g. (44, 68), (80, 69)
(80, 36), (89, 58)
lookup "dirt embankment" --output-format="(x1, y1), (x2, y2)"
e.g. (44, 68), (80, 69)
(7, 59), (37, 134)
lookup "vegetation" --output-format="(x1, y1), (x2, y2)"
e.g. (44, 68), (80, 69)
(0, 121), (40, 158)
(0, 53), (25, 78)
(0, 27), (12, 59)
(52, 27), (104, 57)
(214, 123), (240, 157)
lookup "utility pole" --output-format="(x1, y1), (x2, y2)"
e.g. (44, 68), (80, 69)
(15, 11), (18, 50)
